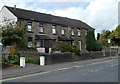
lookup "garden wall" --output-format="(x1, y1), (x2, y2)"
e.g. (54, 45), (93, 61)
(19, 50), (117, 65)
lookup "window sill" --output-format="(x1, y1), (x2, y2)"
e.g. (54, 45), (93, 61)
(62, 34), (65, 36)
(52, 33), (57, 35)
(39, 32), (45, 34)
(28, 31), (34, 33)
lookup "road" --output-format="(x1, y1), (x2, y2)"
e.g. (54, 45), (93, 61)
(3, 57), (118, 82)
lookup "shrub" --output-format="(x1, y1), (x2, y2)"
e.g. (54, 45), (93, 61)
(8, 54), (19, 64)
(26, 58), (39, 64)
(51, 42), (80, 55)
(95, 41), (102, 51)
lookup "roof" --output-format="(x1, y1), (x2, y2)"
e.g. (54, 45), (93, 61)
(4, 6), (94, 30)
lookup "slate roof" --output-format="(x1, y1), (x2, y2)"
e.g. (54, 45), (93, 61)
(5, 6), (94, 30)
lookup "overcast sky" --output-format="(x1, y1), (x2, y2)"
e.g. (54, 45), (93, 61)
(0, 0), (119, 37)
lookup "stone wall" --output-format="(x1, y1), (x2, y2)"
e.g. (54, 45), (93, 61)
(19, 50), (117, 65)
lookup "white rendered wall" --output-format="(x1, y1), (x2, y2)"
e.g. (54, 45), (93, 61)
(37, 48), (45, 53)
(0, 7), (17, 26)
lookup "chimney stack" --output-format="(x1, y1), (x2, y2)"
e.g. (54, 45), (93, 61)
(14, 5), (16, 10)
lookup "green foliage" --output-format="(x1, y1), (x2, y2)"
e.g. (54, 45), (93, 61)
(86, 30), (96, 51)
(2, 54), (19, 64)
(2, 58), (9, 63)
(51, 42), (80, 55)
(26, 58), (39, 64)
(109, 25), (120, 46)
(95, 41), (102, 51)
(8, 54), (19, 64)
(97, 33), (100, 40)
(99, 30), (111, 47)
(2, 23), (26, 46)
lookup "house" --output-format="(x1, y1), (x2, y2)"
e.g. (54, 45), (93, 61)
(0, 6), (94, 53)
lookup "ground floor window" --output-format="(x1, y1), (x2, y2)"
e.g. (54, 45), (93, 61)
(28, 42), (32, 48)
(36, 39), (52, 47)
(28, 37), (33, 48)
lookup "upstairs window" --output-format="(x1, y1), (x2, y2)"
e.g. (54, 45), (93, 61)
(52, 25), (56, 34)
(61, 28), (65, 35)
(39, 24), (44, 32)
(71, 29), (74, 36)
(85, 30), (87, 36)
(27, 22), (32, 31)
(78, 29), (81, 36)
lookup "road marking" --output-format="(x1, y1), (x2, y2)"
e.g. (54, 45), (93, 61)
(0, 59), (114, 82)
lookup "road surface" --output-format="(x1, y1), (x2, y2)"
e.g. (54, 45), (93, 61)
(3, 57), (118, 82)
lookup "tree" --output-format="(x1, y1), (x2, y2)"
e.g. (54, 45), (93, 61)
(2, 23), (26, 46)
(110, 25), (120, 46)
(86, 30), (96, 51)
(97, 33), (100, 40)
(99, 30), (111, 47)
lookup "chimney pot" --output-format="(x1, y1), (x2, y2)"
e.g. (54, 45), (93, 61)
(14, 5), (16, 10)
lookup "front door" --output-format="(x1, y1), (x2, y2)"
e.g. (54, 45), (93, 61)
(44, 40), (50, 53)
(45, 47), (49, 53)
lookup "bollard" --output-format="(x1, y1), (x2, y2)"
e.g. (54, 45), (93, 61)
(40, 56), (45, 66)
(20, 57), (25, 67)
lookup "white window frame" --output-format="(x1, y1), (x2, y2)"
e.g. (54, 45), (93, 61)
(78, 29), (81, 36)
(39, 24), (44, 32)
(36, 40), (41, 47)
(28, 42), (32, 48)
(27, 25), (32, 31)
(85, 30), (87, 36)
(52, 25), (56, 34)
(71, 29), (74, 35)
(61, 29), (65, 35)
(27, 22), (32, 31)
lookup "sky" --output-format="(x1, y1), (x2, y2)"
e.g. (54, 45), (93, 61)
(0, 0), (119, 37)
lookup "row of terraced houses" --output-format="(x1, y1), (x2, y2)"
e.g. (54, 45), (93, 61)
(0, 6), (94, 53)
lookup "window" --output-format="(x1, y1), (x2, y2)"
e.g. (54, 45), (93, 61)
(72, 41), (74, 45)
(85, 30), (87, 36)
(40, 40), (44, 47)
(36, 40), (44, 47)
(71, 29), (74, 36)
(78, 29), (81, 36)
(52, 25), (56, 34)
(39, 24), (44, 32)
(61, 29), (65, 35)
(28, 42), (32, 48)
(28, 37), (32, 48)
(36, 41), (41, 47)
(27, 22), (32, 31)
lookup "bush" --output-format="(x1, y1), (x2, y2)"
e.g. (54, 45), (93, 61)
(95, 41), (102, 51)
(26, 58), (39, 64)
(51, 42), (80, 55)
(8, 54), (19, 64)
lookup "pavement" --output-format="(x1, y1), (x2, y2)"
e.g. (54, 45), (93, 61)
(2, 56), (119, 80)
